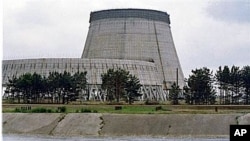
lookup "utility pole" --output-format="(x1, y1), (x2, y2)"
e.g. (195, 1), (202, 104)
(176, 68), (178, 86)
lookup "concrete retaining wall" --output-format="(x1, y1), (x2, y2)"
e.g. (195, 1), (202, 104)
(3, 113), (250, 137)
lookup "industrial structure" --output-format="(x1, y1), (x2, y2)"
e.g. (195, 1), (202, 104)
(2, 9), (185, 101)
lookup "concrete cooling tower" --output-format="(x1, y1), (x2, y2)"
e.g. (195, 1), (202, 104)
(2, 9), (185, 101)
(82, 9), (184, 88)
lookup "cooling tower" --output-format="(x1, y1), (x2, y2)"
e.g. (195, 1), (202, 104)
(2, 8), (185, 101)
(82, 9), (185, 88)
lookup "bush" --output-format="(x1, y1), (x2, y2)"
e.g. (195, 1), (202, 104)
(114, 106), (122, 110)
(81, 108), (91, 113)
(31, 107), (48, 113)
(47, 109), (52, 113)
(155, 106), (162, 111)
(57, 106), (67, 113)
(14, 106), (32, 113)
(14, 108), (22, 113)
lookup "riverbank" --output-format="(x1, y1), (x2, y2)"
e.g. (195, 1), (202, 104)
(3, 113), (250, 137)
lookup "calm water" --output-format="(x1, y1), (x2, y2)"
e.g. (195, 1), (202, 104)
(3, 134), (229, 141)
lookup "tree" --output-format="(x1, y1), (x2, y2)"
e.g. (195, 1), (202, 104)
(47, 72), (61, 103)
(6, 75), (19, 103)
(187, 67), (216, 105)
(169, 82), (180, 105)
(72, 71), (87, 101)
(241, 66), (250, 104)
(229, 66), (241, 104)
(125, 74), (142, 104)
(59, 71), (72, 104)
(101, 68), (129, 102)
(215, 66), (231, 104)
(101, 69), (116, 102)
(16, 73), (33, 103)
(101, 68), (141, 103)
(5, 71), (88, 104)
(183, 85), (192, 104)
(31, 73), (44, 103)
(216, 65), (245, 105)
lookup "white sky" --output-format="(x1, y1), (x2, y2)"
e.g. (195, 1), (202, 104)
(2, 0), (250, 77)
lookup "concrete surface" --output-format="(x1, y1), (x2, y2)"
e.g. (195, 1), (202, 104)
(52, 113), (102, 136)
(3, 113), (249, 137)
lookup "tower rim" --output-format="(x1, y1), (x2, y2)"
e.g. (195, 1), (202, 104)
(89, 8), (170, 24)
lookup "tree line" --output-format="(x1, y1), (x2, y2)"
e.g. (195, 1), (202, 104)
(215, 65), (250, 104)
(4, 68), (142, 104)
(4, 65), (250, 105)
(171, 65), (250, 105)
(5, 71), (87, 104)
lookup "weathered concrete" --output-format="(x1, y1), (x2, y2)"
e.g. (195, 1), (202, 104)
(238, 113), (250, 125)
(2, 113), (103, 136)
(52, 113), (102, 136)
(100, 114), (240, 137)
(2, 113), (64, 135)
(3, 113), (249, 137)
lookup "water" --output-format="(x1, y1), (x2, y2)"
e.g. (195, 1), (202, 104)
(3, 134), (229, 141)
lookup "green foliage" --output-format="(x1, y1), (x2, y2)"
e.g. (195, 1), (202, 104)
(125, 74), (142, 104)
(14, 107), (53, 113)
(57, 106), (67, 113)
(216, 65), (250, 104)
(81, 108), (92, 113)
(187, 67), (216, 105)
(5, 64), (250, 105)
(14, 108), (23, 113)
(241, 66), (250, 104)
(101, 68), (141, 103)
(169, 82), (180, 105)
(5, 71), (87, 104)
(31, 107), (48, 113)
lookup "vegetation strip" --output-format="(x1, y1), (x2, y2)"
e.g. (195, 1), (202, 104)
(3, 104), (250, 114)
(3, 65), (250, 105)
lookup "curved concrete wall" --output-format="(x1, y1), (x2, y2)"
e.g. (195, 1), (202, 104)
(3, 113), (250, 137)
(82, 9), (185, 88)
(2, 9), (185, 101)
(89, 9), (170, 24)
(2, 58), (161, 85)
(2, 58), (168, 101)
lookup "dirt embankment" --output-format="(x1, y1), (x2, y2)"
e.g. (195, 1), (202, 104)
(3, 113), (250, 137)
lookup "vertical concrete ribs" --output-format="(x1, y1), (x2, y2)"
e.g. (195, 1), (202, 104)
(2, 9), (185, 101)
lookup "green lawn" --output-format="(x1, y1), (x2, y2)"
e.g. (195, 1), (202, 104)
(3, 103), (250, 114)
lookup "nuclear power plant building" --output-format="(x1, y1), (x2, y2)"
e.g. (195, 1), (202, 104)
(2, 9), (185, 101)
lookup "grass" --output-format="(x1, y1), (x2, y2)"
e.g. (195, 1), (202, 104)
(2, 103), (250, 114)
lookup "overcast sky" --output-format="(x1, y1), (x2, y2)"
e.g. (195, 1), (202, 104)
(3, 0), (250, 77)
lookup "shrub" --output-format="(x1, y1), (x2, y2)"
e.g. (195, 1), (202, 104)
(31, 107), (48, 113)
(57, 106), (67, 113)
(14, 108), (21, 113)
(47, 109), (52, 113)
(14, 106), (32, 113)
(155, 106), (162, 111)
(81, 108), (91, 113)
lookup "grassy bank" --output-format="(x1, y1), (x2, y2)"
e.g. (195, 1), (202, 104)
(2, 103), (250, 114)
